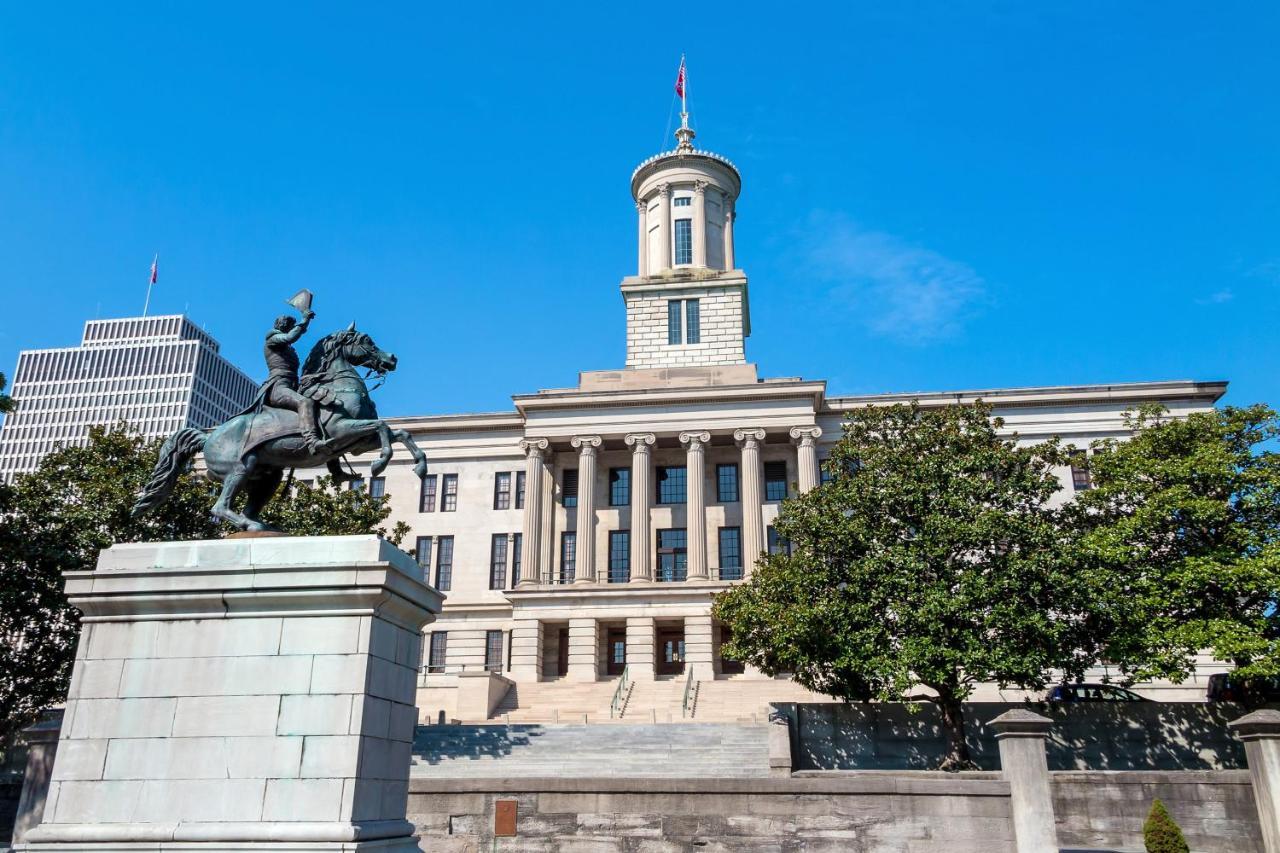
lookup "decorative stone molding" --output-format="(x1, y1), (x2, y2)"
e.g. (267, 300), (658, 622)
(693, 180), (708, 196)
(734, 427), (766, 447)
(789, 426), (822, 447)
(520, 437), (550, 458)
(678, 430), (711, 450)
(570, 435), (602, 454)
(625, 432), (657, 451)
(657, 183), (671, 198)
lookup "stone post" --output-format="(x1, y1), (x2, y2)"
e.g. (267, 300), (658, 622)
(508, 619), (544, 683)
(723, 199), (736, 270)
(659, 184), (672, 271)
(21, 536), (440, 853)
(790, 426), (822, 493)
(683, 614), (714, 682)
(625, 616), (656, 682)
(518, 438), (549, 586)
(11, 710), (63, 845)
(1230, 709), (1280, 853)
(680, 431), (710, 580)
(735, 428), (766, 578)
(571, 435), (601, 583)
(767, 709), (793, 778)
(565, 618), (600, 683)
(990, 709), (1058, 853)
(692, 181), (708, 267)
(626, 433), (656, 582)
(636, 199), (648, 277)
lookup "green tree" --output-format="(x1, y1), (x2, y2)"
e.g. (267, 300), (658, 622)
(1, 425), (409, 744)
(714, 401), (1084, 769)
(0, 372), (15, 414)
(1068, 404), (1280, 684)
(1143, 799), (1189, 853)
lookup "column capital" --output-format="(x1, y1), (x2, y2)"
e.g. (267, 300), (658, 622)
(570, 435), (602, 453)
(734, 428), (767, 448)
(657, 183), (671, 198)
(789, 426), (822, 447)
(635, 198), (646, 212)
(693, 180), (708, 195)
(520, 437), (550, 458)
(679, 430), (711, 450)
(625, 432), (657, 451)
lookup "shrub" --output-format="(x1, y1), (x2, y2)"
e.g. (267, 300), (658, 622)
(1143, 799), (1189, 853)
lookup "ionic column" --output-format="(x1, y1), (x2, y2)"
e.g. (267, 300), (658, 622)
(680, 431), (710, 580)
(571, 435), (601, 583)
(660, 184), (673, 270)
(692, 181), (708, 268)
(518, 438), (549, 586)
(790, 426), (823, 493)
(735, 428), (766, 578)
(625, 433), (656, 581)
(724, 199), (736, 270)
(636, 199), (648, 277)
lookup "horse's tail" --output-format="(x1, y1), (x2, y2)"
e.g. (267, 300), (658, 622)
(131, 427), (208, 518)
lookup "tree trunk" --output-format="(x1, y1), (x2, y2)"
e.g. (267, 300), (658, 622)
(936, 693), (974, 771)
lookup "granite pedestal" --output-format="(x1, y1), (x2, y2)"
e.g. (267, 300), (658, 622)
(16, 535), (442, 852)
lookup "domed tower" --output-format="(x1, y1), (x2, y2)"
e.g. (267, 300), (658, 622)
(622, 108), (750, 371)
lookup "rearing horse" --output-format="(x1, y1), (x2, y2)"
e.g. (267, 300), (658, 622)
(133, 325), (428, 531)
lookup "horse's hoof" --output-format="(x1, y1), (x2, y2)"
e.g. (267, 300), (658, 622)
(414, 461), (429, 479)
(370, 459), (389, 478)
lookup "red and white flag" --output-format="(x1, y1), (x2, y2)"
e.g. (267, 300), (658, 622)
(149, 255), (158, 285)
(674, 56), (686, 99)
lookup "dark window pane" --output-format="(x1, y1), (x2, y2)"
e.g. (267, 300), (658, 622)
(563, 469), (578, 508)
(668, 301), (682, 345)
(494, 472), (512, 510)
(657, 528), (687, 582)
(419, 475), (437, 512)
(656, 466), (687, 505)
(609, 530), (630, 583)
(484, 630), (503, 673)
(435, 536), (454, 590)
(489, 534), (508, 589)
(369, 477), (385, 498)
(511, 533), (522, 587)
(716, 464), (739, 502)
(609, 467), (630, 506)
(674, 219), (692, 265)
(441, 474), (458, 511)
(718, 527), (742, 580)
(427, 632), (448, 673)
(685, 299), (700, 344)
(415, 536), (433, 571)
(515, 471), (526, 509)
(1070, 450), (1092, 491)
(349, 476), (365, 493)
(767, 526), (791, 556)
(764, 461), (788, 501)
(558, 532), (576, 584)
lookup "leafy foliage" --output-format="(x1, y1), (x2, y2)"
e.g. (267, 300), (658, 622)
(1143, 799), (1189, 853)
(714, 401), (1081, 768)
(0, 372), (14, 414)
(1068, 404), (1280, 683)
(0, 424), (409, 744)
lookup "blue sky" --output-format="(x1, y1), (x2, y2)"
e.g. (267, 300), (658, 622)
(1, 4), (1277, 418)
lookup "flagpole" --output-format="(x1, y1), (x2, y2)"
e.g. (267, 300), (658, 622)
(143, 254), (157, 317)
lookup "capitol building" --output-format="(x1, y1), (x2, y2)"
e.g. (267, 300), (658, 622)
(330, 119), (1225, 722)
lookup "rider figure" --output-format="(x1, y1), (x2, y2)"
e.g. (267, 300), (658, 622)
(263, 310), (327, 453)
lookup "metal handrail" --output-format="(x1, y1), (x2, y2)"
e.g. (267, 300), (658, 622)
(681, 670), (696, 718)
(609, 665), (630, 719)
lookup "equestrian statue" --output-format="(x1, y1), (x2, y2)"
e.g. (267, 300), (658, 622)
(132, 289), (428, 532)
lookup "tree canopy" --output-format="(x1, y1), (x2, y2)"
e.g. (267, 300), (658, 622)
(0, 424), (409, 744)
(714, 401), (1082, 768)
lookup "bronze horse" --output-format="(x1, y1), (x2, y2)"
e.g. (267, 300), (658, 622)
(133, 325), (427, 531)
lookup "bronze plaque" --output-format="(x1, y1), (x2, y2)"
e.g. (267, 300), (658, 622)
(494, 799), (517, 837)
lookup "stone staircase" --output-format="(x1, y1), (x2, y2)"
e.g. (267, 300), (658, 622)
(688, 677), (837, 721)
(489, 678), (622, 723)
(412, 722), (771, 778)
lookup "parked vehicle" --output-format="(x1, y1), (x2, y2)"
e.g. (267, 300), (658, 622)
(1206, 673), (1280, 704)
(1046, 683), (1150, 702)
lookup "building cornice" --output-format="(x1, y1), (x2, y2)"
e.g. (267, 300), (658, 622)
(513, 379), (827, 416)
(382, 411), (523, 434)
(824, 380), (1227, 413)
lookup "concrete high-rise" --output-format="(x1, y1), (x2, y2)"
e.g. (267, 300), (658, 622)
(0, 314), (256, 479)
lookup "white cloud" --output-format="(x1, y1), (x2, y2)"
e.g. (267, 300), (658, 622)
(804, 216), (987, 344)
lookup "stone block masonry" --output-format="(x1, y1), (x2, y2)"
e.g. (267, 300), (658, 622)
(16, 535), (442, 853)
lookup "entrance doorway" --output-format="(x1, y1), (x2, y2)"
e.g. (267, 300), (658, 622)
(719, 625), (744, 675)
(556, 627), (569, 677)
(606, 628), (627, 676)
(657, 627), (685, 676)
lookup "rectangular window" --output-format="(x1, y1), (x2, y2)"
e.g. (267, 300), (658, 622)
(415, 536), (433, 571)
(484, 630), (503, 673)
(819, 459), (834, 486)
(685, 298), (700, 344)
(515, 471), (526, 509)
(609, 467), (630, 506)
(348, 476), (365, 493)
(441, 473), (458, 511)
(718, 526), (742, 581)
(511, 533), (522, 587)
(1070, 450), (1092, 491)
(764, 461), (789, 501)
(657, 528), (688, 582)
(419, 475), (438, 513)
(558, 532), (576, 584)
(608, 530), (630, 583)
(668, 300), (682, 345)
(489, 534), (508, 590)
(434, 536), (454, 590)
(493, 472), (512, 510)
(716, 463), (739, 502)
(427, 632), (447, 674)
(369, 476), (385, 499)
(673, 196), (691, 207)
(674, 218), (692, 265)
(656, 466), (687, 505)
(767, 525), (791, 557)
(562, 469), (578, 508)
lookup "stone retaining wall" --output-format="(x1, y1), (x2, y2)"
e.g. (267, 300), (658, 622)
(408, 775), (1015, 852)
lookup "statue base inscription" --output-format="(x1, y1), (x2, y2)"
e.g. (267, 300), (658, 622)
(16, 535), (442, 852)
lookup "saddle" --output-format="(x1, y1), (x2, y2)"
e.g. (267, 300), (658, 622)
(240, 405), (338, 455)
